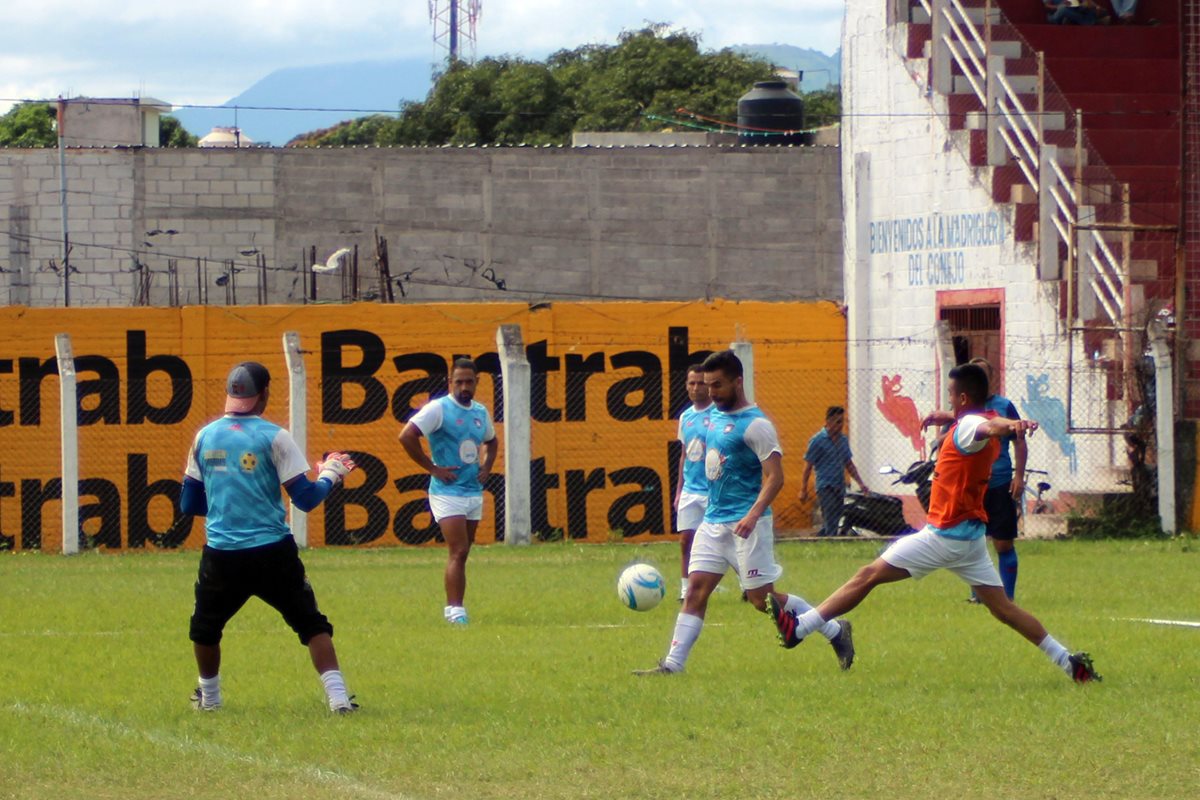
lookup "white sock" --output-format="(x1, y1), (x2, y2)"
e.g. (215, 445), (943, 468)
(664, 613), (704, 671)
(784, 595), (841, 641)
(444, 605), (453, 620)
(320, 669), (351, 709)
(198, 675), (221, 707)
(1038, 635), (1072, 672)
(794, 608), (829, 641)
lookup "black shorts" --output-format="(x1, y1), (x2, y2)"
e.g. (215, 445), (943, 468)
(983, 485), (1019, 541)
(189, 536), (333, 647)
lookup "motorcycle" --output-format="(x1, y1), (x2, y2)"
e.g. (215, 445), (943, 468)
(836, 459), (935, 537)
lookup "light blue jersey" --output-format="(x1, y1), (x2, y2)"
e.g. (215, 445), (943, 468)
(984, 395), (1020, 489)
(184, 415), (310, 550)
(703, 405), (782, 524)
(678, 404), (713, 496)
(410, 395), (496, 497)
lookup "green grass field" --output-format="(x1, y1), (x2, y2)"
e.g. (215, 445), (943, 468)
(1, 539), (1197, 800)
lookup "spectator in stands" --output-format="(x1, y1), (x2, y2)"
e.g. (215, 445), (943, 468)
(1043, 0), (1109, 25)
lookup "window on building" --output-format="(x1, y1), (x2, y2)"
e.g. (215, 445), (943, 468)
(940, 304), (1002, 392)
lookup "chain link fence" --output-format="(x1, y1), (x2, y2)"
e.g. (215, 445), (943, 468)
(2, 302), (1171, 553)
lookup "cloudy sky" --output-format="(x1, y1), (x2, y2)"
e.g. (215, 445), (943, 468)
(1, 0), (843, 112)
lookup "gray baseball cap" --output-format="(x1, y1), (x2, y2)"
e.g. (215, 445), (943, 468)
(225, 361), (270, 413)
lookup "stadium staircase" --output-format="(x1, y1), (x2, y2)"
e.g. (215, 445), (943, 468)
(891, 0), (1180, 535)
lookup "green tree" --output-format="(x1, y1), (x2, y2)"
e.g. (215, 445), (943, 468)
(290, 25), (779, 147)
(802, 88), (841, 128)
(159, 115), (199, 147)
(0, 102), (56, 148)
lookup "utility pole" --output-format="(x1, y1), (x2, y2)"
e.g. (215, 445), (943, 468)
(430, 0), (482, 63)
(56, 97), (71, 307)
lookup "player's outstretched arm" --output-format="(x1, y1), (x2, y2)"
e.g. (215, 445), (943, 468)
(285, 452), (357, 512)
(975, 417), (1039, 441)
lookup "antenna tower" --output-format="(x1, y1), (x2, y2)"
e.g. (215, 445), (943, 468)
(429, 0), (482, 62)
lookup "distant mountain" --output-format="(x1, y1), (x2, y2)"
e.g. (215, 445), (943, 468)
(170, 44), (839, 146)
(172, 58), (436, 146)
(733, 44), (841, 90)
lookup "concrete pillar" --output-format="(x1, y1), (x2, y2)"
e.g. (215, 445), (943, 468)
(497, 324), (531, 545)
(731, 340), (755, 403)
(283, 331), (308, 547)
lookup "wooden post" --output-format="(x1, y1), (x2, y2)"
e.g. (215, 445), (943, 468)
(380, 237), (394, 303)
(302, 248), (309, 305)
(228, 259), (237, 306)
(259, 253), (268, 305)
(309, 245), (318, 303)
(352, 244), (359, 301)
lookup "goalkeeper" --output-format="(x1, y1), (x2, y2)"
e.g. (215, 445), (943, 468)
(180, 361), (359, 713)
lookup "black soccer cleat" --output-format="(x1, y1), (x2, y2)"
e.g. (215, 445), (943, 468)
(632, 659), (681, 676)
(1068, 652), (1101, 684)
(829, 619), (855, 671)
(766, 595), (803, 649)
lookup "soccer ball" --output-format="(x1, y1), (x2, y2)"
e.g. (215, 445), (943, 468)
(617, 563), (666, 612)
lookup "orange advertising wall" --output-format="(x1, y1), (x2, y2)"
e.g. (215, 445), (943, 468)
(0, 300), (846, 551)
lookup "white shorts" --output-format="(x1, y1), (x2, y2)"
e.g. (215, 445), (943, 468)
(429, 494), (484, 523)
(881, 526), (1002, 586)
(687, 516), (783, 591)
(676, 492), (708, 532)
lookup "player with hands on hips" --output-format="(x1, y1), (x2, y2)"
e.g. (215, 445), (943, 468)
(399, 358), (498, 626)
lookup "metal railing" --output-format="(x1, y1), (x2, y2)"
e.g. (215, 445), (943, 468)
(898, 0), (1179, 433)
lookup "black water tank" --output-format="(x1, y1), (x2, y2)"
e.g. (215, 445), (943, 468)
(737, 81), (806, 145)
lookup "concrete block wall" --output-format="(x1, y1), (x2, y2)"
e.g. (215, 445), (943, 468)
(0, 145), (843, 307)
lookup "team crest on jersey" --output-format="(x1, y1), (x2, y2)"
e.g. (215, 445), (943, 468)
(239, 452), (257, 472)
(473, 418), (482, 428)
(723, 423), (735, 434)
(705, 447), (725, 481)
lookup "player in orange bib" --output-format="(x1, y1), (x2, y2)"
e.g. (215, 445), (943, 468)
(774, 363), (1100, 683)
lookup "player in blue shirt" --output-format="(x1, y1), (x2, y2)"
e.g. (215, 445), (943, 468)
(969, 357), (1027, 600)
(400, 358), (498, 626)
(800, 406), (870, 536)
(181, 362), (360, 713)
(635, 350), (855, 675)
(673, 365), (712, 601)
